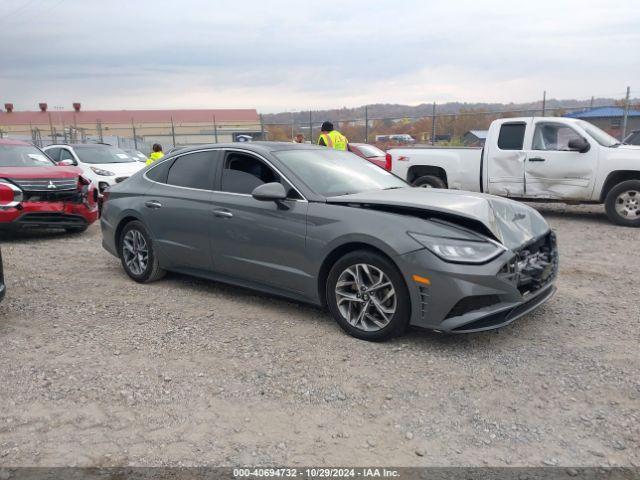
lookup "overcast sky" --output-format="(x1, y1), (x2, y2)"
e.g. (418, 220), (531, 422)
(1, 0), (638, 113)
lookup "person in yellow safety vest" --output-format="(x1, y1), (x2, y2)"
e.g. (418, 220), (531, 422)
(146, 143), (164, 165)
(317, 121), (348, 151)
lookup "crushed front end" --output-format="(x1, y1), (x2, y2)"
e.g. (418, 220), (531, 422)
(400, 230), (559, 333)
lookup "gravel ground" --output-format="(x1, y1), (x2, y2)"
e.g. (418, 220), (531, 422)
(0, 203), (638, 467)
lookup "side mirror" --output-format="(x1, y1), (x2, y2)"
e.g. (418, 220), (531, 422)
(251, 182), (287, 201)
(568, 137), (590, 153)
(58, 159), (76, 166)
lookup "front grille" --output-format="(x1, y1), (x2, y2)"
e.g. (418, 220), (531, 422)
(23, 190), (81, 203)
(115, 176), (129, 183)
(515, 232), (558, 295)
(11, 178), (77, 192)
(18, 213), (86, 225)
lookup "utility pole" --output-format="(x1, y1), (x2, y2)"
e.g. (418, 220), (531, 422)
(364, 105), (369, 143)
(542, 90), (546, 117)
(589, 96), (594, 109)
(621, 86), (631, 141)
(431, 102), (436, 145)
(170, 117), (176, 147)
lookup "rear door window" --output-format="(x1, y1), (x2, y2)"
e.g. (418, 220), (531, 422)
(165, 151), (217, 190)
(497, 123), (526, 150)
(45, 147), (61, 161)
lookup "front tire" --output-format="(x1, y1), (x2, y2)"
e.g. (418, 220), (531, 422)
(326, 250), (411, 341)
(605, 180), (640, 227)
(413, 175), (446, 189)
(119, 221), (165, 283)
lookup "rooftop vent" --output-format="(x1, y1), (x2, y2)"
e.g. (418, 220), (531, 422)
(4, 103), (13, 113)
(73, 102), (81, 112)
(39, 103), (47, 112)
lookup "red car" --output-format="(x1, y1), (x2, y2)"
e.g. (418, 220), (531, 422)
(348, 143), (388, 169)
(0, 139), (99, 233)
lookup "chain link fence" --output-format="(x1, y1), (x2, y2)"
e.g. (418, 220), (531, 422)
(262, 103), (639, 148)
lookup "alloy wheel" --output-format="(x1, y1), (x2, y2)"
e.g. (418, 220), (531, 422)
(615, 190), (640, 218)
(122, 229), (149, 276)
(335, 263), (397, 332)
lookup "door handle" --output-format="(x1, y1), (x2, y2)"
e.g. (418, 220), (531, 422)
(212, 209), (233, 218)
(528, 157), (546, 162)
(145, 200), (162, 209)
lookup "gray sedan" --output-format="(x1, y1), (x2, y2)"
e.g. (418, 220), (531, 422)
(100, 143), (558, 341)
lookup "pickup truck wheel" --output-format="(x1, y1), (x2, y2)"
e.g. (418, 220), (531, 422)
(605, 180), (640, 227)
(413, 175), (446, 189)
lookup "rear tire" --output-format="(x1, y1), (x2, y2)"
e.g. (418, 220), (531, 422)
(119, 220), (165, 283)
(326, 250), (410, 341)
(604, 180), (640, 227)
(413, 175), (446, 189)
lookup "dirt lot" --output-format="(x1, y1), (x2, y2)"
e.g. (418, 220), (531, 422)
(0, 203), (638, 467)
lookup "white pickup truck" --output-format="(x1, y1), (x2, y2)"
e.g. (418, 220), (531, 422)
(387, 117), (640, 227)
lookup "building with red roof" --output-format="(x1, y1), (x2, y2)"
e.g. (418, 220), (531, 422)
(0, 103), (263, 148)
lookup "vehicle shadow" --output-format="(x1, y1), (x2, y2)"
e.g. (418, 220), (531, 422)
(163, 271), (531, 352)
(0, 229), (75, 244)
(527, 203), (610, 225)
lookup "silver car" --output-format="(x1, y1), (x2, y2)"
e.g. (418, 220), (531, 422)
(101, 143), (558, 341)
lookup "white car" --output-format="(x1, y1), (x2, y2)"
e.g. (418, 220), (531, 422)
(44, 144), (146, 194)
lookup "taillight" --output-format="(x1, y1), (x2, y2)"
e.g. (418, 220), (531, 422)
(385, 152), (392, 171)
(0, 181), (23, 207)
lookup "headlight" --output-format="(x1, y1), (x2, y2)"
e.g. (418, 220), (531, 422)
(90, 167), (115, 176)
(408, 232), (506, 264)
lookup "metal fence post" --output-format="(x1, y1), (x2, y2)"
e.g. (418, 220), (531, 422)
(431, 102), (436, 145)
(97, 120), (103, 143)
(621, 86), (630, 141)
(131, 119), (138, 149)
(170, 117), (176, 147)
(364, 106), (368, 143)
(260, 114), (264, 140)
(542, 90), (546, 117)
(309, 111), (312, 143)
(213, 115), (218, 143)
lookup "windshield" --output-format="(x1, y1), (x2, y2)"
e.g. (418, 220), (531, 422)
(74, 146), (137, 164)
(355, 144), (386, 158)
(0, 144), (56, 167)
(274, 149), (407, 197)
(578, 120), (619, 147)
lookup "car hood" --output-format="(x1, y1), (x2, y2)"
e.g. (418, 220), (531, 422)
(326, 187), (550, 250)
(88, 162), (145, 175)
(0, 166), (81, 179)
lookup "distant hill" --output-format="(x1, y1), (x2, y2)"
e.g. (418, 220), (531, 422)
(262, 98), (637, 123)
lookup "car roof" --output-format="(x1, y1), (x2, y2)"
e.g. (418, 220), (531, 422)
(171, 141), (328, 156)
(0, 138), (32, 146)
(46, 143), (114, 148)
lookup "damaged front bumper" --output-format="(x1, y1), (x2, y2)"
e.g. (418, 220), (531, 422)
(399, 230), (558, 333)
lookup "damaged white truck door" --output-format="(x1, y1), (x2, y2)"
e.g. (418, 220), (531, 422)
(523, 120), (598, 200)
(486, 120), (529, 197)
